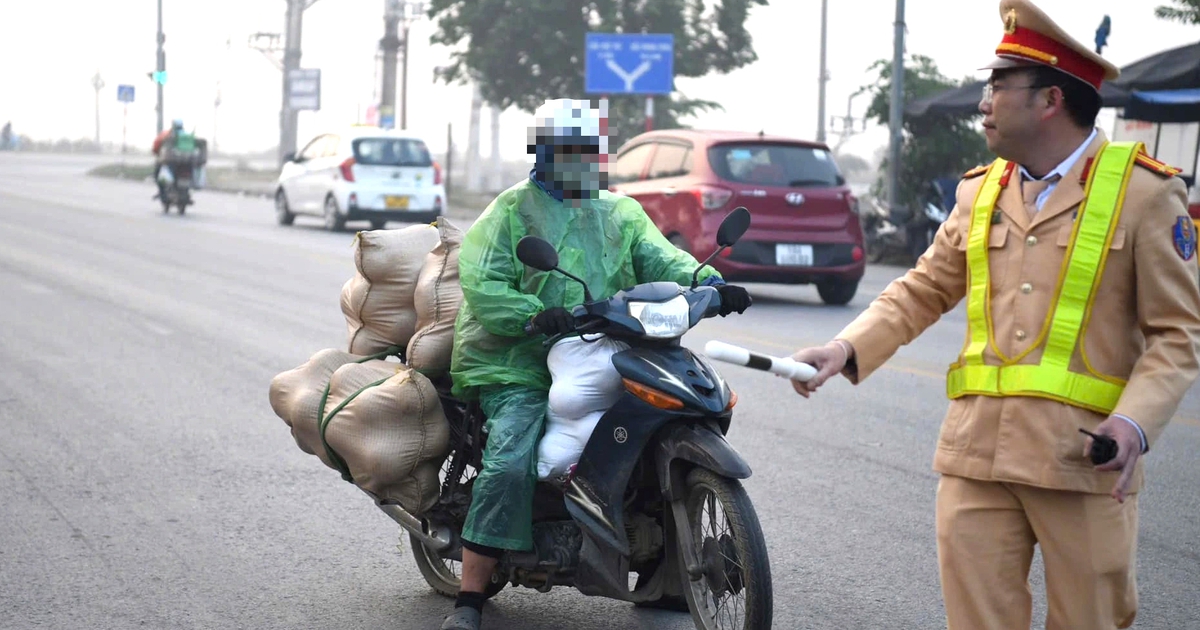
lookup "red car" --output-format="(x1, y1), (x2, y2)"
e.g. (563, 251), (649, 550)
(608, 130), (867, 305)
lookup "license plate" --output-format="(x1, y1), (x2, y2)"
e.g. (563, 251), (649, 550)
(385, 195), (410, 210)
(775, 244), (814, 266)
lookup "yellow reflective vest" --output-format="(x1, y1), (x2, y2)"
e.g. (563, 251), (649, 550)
(946, 141), (1143, 414)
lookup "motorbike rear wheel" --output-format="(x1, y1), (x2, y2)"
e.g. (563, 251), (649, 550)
(675, 468), (772, 630)
(408, 533), (506, 599)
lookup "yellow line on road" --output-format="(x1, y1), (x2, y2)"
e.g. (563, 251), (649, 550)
(718, 331), (1200, 430)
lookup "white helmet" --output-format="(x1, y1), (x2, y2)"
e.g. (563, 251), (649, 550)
(530, 98), (608, 154)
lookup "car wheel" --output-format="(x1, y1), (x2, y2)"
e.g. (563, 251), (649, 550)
(816, 279), (858, 306)
(275, 190), (295, 226)
(323, 195), (345, 232)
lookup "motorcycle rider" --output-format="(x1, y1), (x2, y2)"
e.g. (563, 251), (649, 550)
(439, 97), (753, 630)
(152, 119), (186, 199)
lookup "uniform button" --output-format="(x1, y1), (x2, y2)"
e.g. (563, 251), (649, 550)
(1016, 330), (1027, 341)
(1026, 235), (1038, 246)
(1020, 282), (1033, 294)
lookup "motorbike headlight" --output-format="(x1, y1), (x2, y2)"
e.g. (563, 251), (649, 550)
(628, 295), (690, 339)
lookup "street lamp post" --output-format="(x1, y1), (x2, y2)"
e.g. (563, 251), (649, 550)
(887, 0), (906, 214)
(92, 71), (105, 148)
(817, 0), (828, 144)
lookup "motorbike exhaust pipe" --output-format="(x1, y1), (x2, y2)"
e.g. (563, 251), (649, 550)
(372, 498), (455, 553)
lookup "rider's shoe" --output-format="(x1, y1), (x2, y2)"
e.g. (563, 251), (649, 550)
(438, 607), (482, 630)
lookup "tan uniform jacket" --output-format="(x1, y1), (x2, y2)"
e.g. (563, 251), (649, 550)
(837, 131), (1200, 494)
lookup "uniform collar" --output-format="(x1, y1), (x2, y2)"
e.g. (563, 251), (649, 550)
(1018, 127), (1097, 182)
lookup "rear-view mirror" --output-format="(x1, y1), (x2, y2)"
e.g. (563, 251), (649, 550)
(716, 207), (751, 247)
(516, 236), (559, 272)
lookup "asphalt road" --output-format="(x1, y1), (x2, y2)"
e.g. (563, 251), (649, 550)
(1, 152), (1198, 630)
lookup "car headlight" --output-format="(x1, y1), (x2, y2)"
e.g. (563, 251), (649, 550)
(628, 295), (690, 339)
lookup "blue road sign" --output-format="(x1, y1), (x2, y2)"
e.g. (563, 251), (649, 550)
(585, 33), (674, 95)
(117, 85), (136, 103)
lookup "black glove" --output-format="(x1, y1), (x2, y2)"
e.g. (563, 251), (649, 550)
(530, 307), (576, 335)
(716, 284), (752, 317)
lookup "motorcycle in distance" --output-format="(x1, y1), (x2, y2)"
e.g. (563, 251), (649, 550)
(860, 180), (951, 265)
(155, 141), (207, 215)
(372, 206), (809, 630)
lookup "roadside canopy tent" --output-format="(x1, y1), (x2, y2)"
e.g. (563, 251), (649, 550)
(1122, 89), (1200, 124)
(905, 80), (1129, 118)
(1112, 41), (1200, 93)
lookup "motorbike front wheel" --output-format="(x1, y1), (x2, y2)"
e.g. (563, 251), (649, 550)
(676, 468), (772, 630)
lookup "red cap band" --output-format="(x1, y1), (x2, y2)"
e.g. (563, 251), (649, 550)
(996, 26), (1104, 90)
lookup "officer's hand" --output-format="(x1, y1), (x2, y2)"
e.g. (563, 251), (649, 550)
(530, 307), (576, 336)
(788, 341), (851, 398)
(716, 284), (752, 316)
(1083, 416), (1143, 503)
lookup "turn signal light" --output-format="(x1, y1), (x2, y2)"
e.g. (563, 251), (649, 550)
(622, 378), (684, 410)
(725, 389), (738, 410)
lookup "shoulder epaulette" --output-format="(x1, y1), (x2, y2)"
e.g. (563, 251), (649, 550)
(1134, 151), (1182, 178)
(962, 164), (990, 179)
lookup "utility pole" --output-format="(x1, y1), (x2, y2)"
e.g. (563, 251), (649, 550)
(214, 83), (222, 155)
(280, 0), (304, 165)
(380, 1), (401, 129)
(887, 0), (906, 213)
(817, 0), (829, 144)
(92, 71), (105, 147)
(466, 83), (483, 192)
(156, 0), (164, 134)
(831, 90), (866, 154)
(247, 1), (319, 166)
(380, 0), (425, 130)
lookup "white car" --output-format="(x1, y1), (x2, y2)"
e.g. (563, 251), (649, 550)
(275, 127), (445, 231)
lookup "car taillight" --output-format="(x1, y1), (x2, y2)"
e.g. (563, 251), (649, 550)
(847, 193), (860, 215)
(339, 158), (356, 182)
(693, 185), (733, 211)
(432, 160), (443, 185)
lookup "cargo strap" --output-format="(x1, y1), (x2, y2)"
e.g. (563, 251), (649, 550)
(317, 345), (405, 482)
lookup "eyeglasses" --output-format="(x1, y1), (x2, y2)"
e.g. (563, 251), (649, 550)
(981, 83), (1048, 105)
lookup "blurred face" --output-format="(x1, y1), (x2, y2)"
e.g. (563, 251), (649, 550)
(542, 141), (609, 205)
(979, 69), (1052, 160)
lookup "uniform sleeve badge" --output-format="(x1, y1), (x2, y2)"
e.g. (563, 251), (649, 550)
(1173, 217), (1197, 261)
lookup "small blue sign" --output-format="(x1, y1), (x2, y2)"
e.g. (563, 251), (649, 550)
(117, 85), (136, 103)
(585, 33), (674, 95)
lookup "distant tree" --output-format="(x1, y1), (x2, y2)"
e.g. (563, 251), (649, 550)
(427, 0), (767, 150)
(1156, 0), (1200, 24)
(860, 55), (991, 210)
(834, 153), (871, 180)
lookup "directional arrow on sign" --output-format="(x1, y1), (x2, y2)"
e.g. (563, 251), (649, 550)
(606, 59), (653, 92)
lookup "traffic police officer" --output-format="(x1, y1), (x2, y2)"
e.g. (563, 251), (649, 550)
(787, 1), (1200, 628)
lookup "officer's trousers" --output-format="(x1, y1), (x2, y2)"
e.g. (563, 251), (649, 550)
(936, 474), (1139, 630)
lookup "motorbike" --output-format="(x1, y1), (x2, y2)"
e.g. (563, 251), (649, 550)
(155, 142), (207, 215)
(860, 181), (951, 265)
(156, 163), (195, 215)
(364, 206), (789, 630)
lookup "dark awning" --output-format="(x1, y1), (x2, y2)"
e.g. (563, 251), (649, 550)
(1122, 89), (1200, 123)
(1112, 41), (1200, 92)
(905, 80), (1130, 118)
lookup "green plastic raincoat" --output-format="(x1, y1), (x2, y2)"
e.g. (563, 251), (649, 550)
(449, 178), (721, 401)
(450, 178), (721, 551)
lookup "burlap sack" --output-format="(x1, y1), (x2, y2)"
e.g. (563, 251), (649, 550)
(324, 360), (450, 514)
(268, 350), (450, 515)
(407, 218), (464, 374)
(341, 225), (441, 355)
(268, 348), (363, 462)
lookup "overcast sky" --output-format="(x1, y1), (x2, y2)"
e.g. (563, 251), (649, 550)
(2, 0), (1196, 162)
